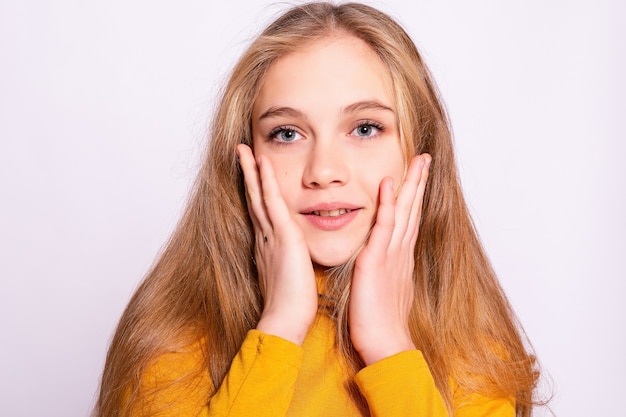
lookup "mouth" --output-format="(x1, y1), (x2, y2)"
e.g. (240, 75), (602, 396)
(300, 205), (360, 231)
(309, 208), (354, 217)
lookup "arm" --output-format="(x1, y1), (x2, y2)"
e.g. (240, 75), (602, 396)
(355, 350), (515, 417)
(207, 331), (302, 416)
(348, 155), (514, 417)
(129, 331), (303, 417)
(128, 146), (316, 417)
(355, 350), (448, 417)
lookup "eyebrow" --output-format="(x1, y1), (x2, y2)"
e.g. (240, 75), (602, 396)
(259, 106), (305, 120)
(342, 100), (395, 114)
(258, 100), (394, 121)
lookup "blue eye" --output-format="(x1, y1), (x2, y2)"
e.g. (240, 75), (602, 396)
(278, 129), (299, 141)
(351, 122), (384, 138)
(269, 126), (303, 143)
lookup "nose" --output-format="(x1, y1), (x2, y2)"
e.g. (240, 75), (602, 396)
(302, 139), (349, 188)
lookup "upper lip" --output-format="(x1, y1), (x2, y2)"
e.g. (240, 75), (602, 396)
(299, 202), (361, 215)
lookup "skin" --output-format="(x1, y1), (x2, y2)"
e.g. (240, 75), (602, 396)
(237, 35), (431, 365)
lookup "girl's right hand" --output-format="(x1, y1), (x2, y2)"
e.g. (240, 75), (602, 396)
(237, 144), (318, 345)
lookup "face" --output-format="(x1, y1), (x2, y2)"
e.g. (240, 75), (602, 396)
(252, 35), (405, 267)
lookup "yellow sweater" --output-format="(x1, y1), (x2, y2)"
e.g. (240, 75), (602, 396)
(130, 311), (514, 416)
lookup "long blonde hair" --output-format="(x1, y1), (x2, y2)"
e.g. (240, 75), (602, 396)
(95, 2), (539, 416)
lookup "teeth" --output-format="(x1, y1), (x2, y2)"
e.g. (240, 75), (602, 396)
(312, 209), (350, 217)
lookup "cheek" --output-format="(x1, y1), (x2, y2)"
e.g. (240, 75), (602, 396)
(365, 158), (405, 194)
(359, 171), (388, 204)
(389, 151), (408, 189)
(264, 154), (301, 203)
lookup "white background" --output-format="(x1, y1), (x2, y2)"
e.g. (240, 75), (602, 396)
(1, 1), (624, 416)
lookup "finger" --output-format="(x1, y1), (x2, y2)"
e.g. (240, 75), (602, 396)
(256, 154), (294, 237)
(364, 177), (396, 254)
(237, 144), (272, 233)
(390, 155), (425, 244)
(406, 154), (431, 244)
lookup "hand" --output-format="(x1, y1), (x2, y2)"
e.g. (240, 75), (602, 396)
(237, 144), (318, 345)
(349, 154), (431, 365)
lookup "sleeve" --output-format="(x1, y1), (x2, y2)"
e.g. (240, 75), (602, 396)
(130, 329), (303, 417)
(354, 350), (449, 417)
(354, 350), (516, 417)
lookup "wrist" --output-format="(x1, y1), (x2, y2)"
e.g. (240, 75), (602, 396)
(356, 336), (416, 366)
(256, 312), (313, 345)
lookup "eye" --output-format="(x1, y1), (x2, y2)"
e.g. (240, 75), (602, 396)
(268, 126), (304, 144)
(350, 121), (384, 138)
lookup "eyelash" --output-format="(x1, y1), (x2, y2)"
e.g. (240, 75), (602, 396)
(267, 125), (302, 145)
(350, 120), (385, 138)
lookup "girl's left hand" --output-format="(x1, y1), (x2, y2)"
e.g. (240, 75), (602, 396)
(349, 153), (431, 366)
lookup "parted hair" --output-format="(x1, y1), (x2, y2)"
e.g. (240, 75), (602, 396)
(94, 2), (539, 416)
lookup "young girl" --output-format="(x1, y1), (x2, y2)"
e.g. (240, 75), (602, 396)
(95, 2), (539, 416)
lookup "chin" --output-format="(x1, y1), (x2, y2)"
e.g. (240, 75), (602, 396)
(309, 244), (360, 268)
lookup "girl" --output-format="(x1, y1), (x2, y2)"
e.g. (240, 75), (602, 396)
(95, 2), (539, 416)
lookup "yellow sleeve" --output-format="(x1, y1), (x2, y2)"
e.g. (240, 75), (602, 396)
(354, 350), (516, 417)
(207, 330), (302, 416)
(131, 330), (303, 417)
(354, 350), (449, 417)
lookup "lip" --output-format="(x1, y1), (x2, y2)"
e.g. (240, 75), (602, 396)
(300, 202), (361, 231)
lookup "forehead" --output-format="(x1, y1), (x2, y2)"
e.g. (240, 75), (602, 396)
(253, 35), (395, 116)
